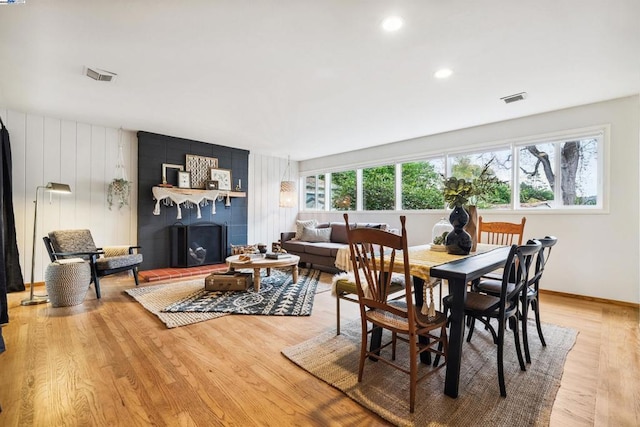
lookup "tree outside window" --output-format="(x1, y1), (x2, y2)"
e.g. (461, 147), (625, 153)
(363, 165), (395, 210)
(448, 150), (512, 208)
(331, 170), (356, 211)
(518, 137), (599, 208)
(401, 159), (445, 209)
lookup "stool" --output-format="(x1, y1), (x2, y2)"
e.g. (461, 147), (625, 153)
(45, 261), (92, 307)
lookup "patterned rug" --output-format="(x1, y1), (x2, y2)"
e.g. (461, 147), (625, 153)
(163, 268), (320, 315)
(125, 268), (327, 328)
(282, 319), (578, 427)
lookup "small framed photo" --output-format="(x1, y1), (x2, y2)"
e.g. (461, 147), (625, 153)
(205, 180), (219, 190)
(210, 168), (232, 191)
(178, 171), (191, 189)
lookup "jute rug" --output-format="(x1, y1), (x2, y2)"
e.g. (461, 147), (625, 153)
(282, 319), (577, 427)
(125, 269), (331, 328)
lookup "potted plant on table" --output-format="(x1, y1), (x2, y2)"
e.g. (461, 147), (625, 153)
(442, 162), (503, 253)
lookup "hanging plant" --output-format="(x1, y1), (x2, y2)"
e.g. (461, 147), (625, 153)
(107, 178), (131, 210)
(108, 127), (132, 210)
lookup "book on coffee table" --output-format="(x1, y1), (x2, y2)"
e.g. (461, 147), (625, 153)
(265, 252), (290, 259)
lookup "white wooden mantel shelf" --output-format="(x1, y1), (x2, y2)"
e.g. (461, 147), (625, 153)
(152, 186), (246, 219)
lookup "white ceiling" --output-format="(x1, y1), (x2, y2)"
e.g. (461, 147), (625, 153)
(1, 1), (638, 161)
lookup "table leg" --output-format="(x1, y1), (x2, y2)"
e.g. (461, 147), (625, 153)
(267, 267), (271, 276)
(292, 264), (298, 283)
(253, 268), (261, 292)
(444, 277), (467, 398)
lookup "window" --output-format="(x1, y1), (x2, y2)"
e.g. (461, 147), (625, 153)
(362, 165), (395, 210)
(304, 175), (326, 210)
(331, 170), (356, 211)
(448, 149), (512, 209)
(401, 159), (445, 209)
(301, 127), (605, 212)
(516, 134), (601, 208)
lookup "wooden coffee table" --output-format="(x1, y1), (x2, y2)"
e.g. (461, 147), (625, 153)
(225, 254), (300, 291)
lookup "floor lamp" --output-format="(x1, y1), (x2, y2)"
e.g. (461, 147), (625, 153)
(21, 182), (72, 306)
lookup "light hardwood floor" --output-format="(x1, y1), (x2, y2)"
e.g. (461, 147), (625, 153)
(1, 274), (638, 426)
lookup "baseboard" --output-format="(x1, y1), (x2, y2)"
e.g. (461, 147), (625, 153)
(539, 289), (639, 309)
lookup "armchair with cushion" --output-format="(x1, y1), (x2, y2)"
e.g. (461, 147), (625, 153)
(43, 229), (143, 299)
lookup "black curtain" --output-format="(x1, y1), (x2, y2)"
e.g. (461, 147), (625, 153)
(1, 116), (25, 331)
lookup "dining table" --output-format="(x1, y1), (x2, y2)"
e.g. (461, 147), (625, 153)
(369, 243), (511, 398)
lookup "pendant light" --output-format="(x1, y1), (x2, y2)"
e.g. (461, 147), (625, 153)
(279, 156), (296, 208)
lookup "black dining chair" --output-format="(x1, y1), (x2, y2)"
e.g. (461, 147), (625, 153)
(472, 237), (557, 363)
(521, 236), (557, 362)
(443, 240), (540, 397)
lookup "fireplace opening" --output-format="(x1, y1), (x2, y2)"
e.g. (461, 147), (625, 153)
(170, 223), (227, 267)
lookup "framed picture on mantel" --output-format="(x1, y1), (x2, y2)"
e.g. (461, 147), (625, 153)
(178, 171), (191, 189)
(210, 168), (232, 191)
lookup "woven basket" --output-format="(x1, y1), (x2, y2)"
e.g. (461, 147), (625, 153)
(45, 262), (92, 307)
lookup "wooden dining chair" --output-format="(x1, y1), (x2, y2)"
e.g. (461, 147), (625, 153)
(343, 213), (448, 413)
(478, 216), (526, 246)
(443, 240), (540, 397)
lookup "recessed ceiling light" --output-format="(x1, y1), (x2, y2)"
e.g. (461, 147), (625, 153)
(434, 68), (453, 79)
(381, 16), (404, 32)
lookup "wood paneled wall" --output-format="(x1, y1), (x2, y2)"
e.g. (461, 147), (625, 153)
(0, 108), (137, 284)
(247, 153), (298, 248)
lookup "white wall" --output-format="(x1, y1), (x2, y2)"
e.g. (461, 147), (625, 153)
(1, 108), (138, 284)
(299, 96), (640, 305)
(247, 153), (299, 248)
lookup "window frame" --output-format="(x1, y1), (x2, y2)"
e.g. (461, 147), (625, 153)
(299, 125), (609, 214)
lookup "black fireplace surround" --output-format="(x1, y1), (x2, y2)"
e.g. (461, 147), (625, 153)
(137, 131), (249, 271)
(170, 223), (226, 267)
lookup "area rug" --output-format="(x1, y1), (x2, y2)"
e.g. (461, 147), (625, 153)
(163, 268), (321, 315)
(282, 319), (577, 427)
(125, 268), (328, 328)
(124, 280), (228, 328)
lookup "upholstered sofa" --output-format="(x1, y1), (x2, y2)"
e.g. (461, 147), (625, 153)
(280, 220), (392, 271)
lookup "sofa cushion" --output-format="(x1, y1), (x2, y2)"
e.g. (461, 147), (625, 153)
(304, 242), (345, 257)
(300, 226), (332, 243)
(294, 219), (318, 240)
(330, 223), (351, 244)
(281, 239), (310, 253)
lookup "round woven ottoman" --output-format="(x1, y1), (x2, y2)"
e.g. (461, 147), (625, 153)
(45, 261), (92, 307)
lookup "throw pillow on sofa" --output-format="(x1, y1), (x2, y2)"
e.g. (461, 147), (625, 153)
(300, 226), (332, 243)
(294, 219), (318, 240)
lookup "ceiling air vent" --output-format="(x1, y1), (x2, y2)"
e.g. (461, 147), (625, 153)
(500, 92), (527, 104)
(84, 67), (117, 82)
